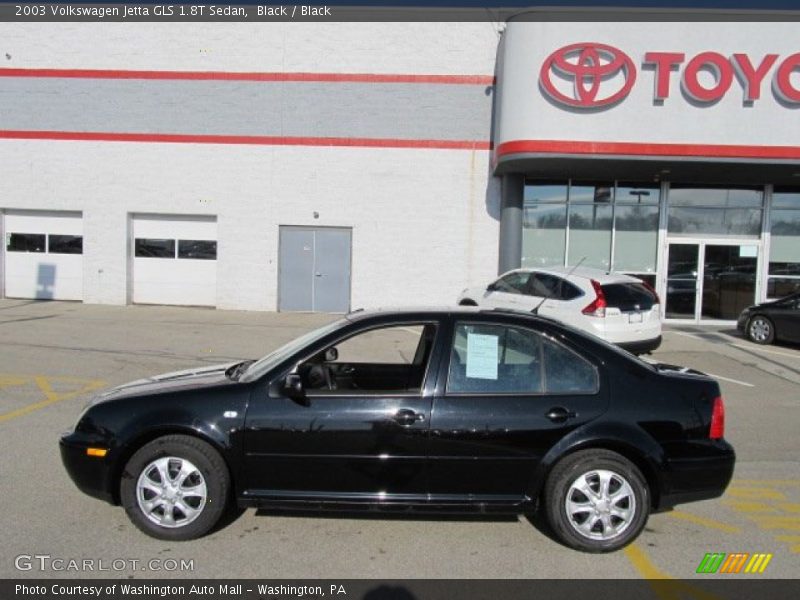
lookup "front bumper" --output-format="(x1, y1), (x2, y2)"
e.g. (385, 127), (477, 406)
(737, 312), (750, 333)
(60, 431), (116, 504)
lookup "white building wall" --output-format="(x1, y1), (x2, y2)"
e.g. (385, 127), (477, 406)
(0, 23), (500, 74)
(0, 23), (501, 310)
(0, 140), (498, 310)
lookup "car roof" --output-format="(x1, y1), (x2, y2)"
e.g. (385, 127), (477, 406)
(345, 305), (543, 321)
(508, 266), (645, 285)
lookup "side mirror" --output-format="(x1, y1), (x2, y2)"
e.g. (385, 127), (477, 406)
(284, 373), (308, 405)
(324, 347), (338, 362)
(486, 282), (497, 292)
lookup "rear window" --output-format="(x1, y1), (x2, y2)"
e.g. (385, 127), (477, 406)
(601, 283), (657, 311)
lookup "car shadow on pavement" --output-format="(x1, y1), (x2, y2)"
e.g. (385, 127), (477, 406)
(522, 511), (564, 548)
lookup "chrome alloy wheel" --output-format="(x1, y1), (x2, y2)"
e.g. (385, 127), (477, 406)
(565, 469), (636, 541)
(749, 317), (771, 343)
(136, 456), (207, 528)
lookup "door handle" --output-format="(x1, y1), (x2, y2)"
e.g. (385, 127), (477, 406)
(315, 272), (322, 277)
(393, 409), (425, 426)
(545, 407), (577, 423)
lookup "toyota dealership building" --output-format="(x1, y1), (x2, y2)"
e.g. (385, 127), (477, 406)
(1, 11), (799, 322)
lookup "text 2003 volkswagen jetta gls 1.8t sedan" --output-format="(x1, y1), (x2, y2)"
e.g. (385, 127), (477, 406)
(60, 308), (734, 553)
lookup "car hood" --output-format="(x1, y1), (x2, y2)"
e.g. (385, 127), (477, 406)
(91, 362), (243, 404)
(459, 286), (488, 301)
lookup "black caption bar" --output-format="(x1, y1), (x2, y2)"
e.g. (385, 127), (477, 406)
(4, 580), (800, 600)
(2, 4), (800, 22)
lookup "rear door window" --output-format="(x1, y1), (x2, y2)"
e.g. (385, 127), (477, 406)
(447, 322), (598, 395)
(601, 283), (657, 311)
(527, 273), (583, 301)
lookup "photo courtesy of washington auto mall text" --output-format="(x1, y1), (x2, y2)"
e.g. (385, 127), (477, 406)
(14, 583), (348, 598)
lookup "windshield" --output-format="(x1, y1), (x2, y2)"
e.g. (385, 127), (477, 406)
(240, 317), (348, 382)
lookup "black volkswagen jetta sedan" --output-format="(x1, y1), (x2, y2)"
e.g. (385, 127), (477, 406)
(60, 308), (734, 553)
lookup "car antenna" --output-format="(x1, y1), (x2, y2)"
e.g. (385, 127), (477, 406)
(532, 257), (586, 315)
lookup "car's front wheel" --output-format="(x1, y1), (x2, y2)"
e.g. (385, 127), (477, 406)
(120, 435), (230, 540)
(543, 449), (649, 553)
(747, 315), (775, 345)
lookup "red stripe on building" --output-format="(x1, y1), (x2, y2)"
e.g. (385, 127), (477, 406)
(0, 68), (495, 85)
(0, 130), (492, 150)
(495, 140), (800, 160)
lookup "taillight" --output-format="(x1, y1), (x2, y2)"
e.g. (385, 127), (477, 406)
(582, 279), (607, 317)
(641, 280), (661, 305)
(709, 396), (725, 439)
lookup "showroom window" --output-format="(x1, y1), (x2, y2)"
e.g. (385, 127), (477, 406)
(668, 186), (763, 236)
(522, 181), (659, 285)
(768, 188), (800, 298)
(522, 182), (567, 268)
(567, 182), (614, 270)
(613, 184), (660, 282)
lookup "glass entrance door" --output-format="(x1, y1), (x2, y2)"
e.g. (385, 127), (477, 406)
(665, 242), (758, 321)
(701, 245), (757, 320)
(666, 243), (699, 319)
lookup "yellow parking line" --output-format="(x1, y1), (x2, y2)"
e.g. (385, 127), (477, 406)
(666, 510), (741, 534)
(0, 374), (31, 388)
(624, 544), (721, 600)
(624, 543), (670, 579)
(726, 487), (787, 501)
(0, 376), (105, 423)
(775, 535), (800, 553)
(723, 501), (779, 513)
(751, 516), (800, 531)
(732, 480), (800, 487)
(778, 503), (800, 513)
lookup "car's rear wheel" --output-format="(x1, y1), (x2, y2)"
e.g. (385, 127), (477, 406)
(543, 449), (649, 553)
(120, 435), (230, 540)
(747, 315), (774, 345)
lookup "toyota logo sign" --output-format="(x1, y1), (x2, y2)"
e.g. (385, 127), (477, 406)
(539, 42), (637, 109)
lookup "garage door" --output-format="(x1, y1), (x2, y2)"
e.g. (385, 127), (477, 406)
(3, 210), (83, 300)
(131, 214), (217, 307)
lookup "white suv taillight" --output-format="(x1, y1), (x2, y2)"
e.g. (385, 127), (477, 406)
(582, 279), (607, 318)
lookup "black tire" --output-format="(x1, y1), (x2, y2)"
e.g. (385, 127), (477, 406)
(120, 435), (230, 541)
(747, 315), (775, 345)
(459, 299), (478, 306)
(543, 449), (649, 553)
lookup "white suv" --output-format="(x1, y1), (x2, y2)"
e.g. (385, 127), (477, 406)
(457, 266), (662, 354)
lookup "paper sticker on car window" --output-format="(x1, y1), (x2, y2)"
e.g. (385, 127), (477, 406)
(466, 333), (498, 380)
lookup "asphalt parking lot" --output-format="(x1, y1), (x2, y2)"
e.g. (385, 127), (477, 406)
(1, 299), (799, 582)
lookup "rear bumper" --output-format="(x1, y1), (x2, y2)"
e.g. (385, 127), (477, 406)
(618, 335), (662, 355)
(657, 441), (736, 510)
(60, 431), (116, 504)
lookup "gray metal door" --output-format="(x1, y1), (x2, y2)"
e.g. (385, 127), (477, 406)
(278, 226), (351, 312)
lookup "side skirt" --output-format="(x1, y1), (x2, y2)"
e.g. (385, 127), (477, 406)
(238, 490), (535, 514)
